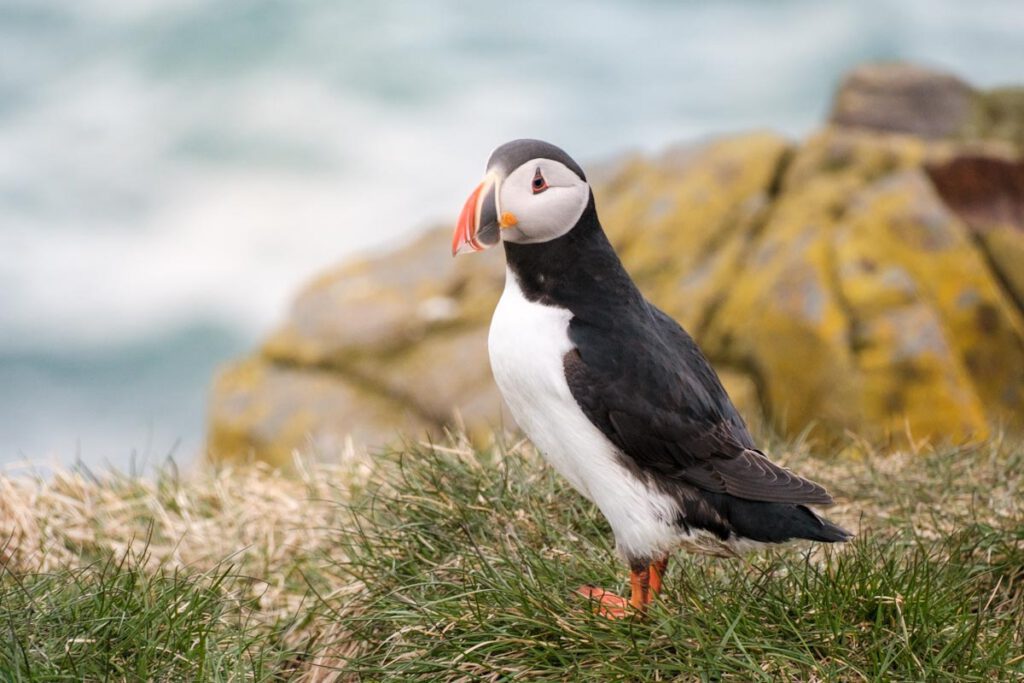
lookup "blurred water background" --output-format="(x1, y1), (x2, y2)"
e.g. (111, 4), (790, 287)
(2, 0), (1023, 470)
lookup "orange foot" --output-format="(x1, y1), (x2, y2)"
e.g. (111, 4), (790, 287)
(575, 557), (670, 620)
(575, 585), (633, 619)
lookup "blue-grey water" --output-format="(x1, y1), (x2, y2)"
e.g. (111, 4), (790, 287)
(2, 0), (1023, 470)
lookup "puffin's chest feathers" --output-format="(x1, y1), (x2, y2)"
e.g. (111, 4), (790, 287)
(487, 268), (581, 483)
(487, 269), (687, 562)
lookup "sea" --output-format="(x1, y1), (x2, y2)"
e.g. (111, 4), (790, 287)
(2, 0), (1023, 472)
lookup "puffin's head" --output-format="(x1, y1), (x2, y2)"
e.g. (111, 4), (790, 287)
(452, 139), (590, 256)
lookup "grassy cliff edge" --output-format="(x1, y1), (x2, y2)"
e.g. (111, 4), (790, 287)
(2, 434), (1022, 681)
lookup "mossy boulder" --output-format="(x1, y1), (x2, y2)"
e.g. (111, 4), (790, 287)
(208, 64), (1024, 464)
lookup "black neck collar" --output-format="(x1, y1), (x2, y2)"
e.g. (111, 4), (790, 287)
(502, 194), (642, 314)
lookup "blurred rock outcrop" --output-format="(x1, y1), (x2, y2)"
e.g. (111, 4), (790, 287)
(830, 63), (1024, 146)
(208, 64), (1024, 466)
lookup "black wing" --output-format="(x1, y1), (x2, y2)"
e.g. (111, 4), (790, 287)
(565, 303), (833, 506)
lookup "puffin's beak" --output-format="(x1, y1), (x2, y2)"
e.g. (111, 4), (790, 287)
(452, 171), (501, 256)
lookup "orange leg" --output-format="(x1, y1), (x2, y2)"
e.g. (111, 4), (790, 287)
(649, 556), (669, 595)
(629, 565), (651, 610)
(577, 556), (669, 619)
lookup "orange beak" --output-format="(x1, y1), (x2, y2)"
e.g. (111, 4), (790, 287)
(452, 172), (501, 256)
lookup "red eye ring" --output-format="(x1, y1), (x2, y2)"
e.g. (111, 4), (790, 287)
(531, 168), (548, 194)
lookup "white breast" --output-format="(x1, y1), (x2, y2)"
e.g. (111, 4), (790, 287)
(487, 269), (683, 562)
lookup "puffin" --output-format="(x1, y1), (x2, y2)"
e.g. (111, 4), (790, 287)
(451, 139), (851, 619)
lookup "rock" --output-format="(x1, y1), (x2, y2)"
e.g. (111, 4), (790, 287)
(830, 63), (1024, 151)
(210, 226), (510, 466)
(262, 227), (503, 367)
(924, 151), (1024, 425)
(600, 133), (791, 331)
(835, 167), (1018, 440)
(926, 152), (1024, 309)
(208, 357), (436, 469)
(981, 224), (1024, 309)
(705, 127), (1024, 442)
(207, 65), (1024, 464)
(830, 63), (976, 139)
(700, 128), (874, 439)
(979, 88), (1024, 148)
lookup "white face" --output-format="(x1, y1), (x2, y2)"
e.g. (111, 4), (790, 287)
(497, 158), (590, 245)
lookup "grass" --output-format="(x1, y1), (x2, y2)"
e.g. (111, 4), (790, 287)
(1, 434), (1022, 681)
(0, 552), (293, 680)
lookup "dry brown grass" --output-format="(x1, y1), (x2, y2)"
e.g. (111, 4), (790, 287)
(1, 453), (359, 575)
(0, 446), (376, 680)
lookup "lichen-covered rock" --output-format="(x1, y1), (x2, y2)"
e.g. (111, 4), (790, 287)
(263, 227), (503, 367)
(834, 168), (1012, 441)
(926, 152), (1024, 308)
(705, 126), (1024, 442)
(208, 357), (435, 469)
(601, 133), (791, 331)
(982, 225), (1024, 308)
(207, 64), (1024, 464)
(864, 171), (1022, 426)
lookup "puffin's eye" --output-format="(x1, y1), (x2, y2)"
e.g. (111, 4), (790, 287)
(531, 168), (548, 194)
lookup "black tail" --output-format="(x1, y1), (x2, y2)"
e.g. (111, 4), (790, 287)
(704, 492), (853, 544)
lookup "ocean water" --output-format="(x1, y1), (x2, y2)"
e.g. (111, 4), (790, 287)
(2, 0), (1023, 470)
